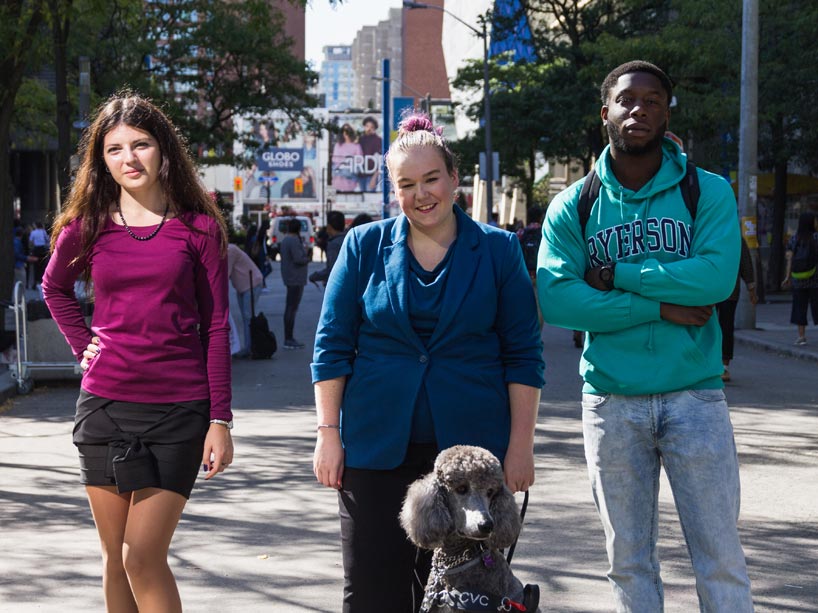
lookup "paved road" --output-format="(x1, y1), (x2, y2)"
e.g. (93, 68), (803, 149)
(1, 262), (816, 612)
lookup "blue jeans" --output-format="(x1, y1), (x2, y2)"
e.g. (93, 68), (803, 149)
(582, 390), (753, 612)
(236, 287), (261, 354)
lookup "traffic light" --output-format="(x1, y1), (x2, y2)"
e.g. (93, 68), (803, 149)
(233, 176), (243, 192)
(294, 177), (303, 194)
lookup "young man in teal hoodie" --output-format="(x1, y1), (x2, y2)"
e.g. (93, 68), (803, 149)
(538, 61), (754, 611)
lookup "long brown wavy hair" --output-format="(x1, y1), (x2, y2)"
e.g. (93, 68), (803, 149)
(50, 92), (227, 265)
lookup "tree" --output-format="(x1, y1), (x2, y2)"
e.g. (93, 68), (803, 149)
(452, 0), (679, 199)
(1, 0), (47, 303)
(517, 0), (675, 161)
(50, 0), (73, 202)
(2, 0), (324, 300)
(452, 56), (589, 204)
(141, 0), (320, 165)
(755, 0), (818, 289)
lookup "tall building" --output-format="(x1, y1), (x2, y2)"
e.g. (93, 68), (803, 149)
(401, 0), (451, 108)
(274, 0), (305, 62)
(351, 8), (402, 110)
(318, 45), (355, 111)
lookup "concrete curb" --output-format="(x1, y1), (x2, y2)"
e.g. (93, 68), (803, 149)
(734, 332), (818, 363)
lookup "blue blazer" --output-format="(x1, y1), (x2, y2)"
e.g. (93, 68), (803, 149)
(311, 206), (544, 469)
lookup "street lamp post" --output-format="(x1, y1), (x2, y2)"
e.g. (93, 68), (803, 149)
(403, 1), (493, 220)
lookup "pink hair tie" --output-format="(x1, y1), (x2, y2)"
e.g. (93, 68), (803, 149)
(400, 114), (437, 134)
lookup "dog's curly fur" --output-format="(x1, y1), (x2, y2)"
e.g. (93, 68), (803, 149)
(400, 445), (539, 612)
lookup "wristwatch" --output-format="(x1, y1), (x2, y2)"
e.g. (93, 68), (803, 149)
(599, 263), (616, 291)
(210, 419), (234, 430)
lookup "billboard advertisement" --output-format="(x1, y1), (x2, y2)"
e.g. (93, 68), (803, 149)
(328, 113), (383, 194)
(241, 115), (320, 201)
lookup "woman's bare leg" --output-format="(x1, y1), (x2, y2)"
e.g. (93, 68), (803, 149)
(85, 485), (139, 612)
(123, 487), (187, 613)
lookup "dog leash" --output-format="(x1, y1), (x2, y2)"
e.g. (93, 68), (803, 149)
(505, 490), (529, 565)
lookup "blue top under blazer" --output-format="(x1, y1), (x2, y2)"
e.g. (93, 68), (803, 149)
(311, 205), (545, 470)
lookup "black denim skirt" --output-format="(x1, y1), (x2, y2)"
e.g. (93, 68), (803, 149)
(73, 389), (210, 498)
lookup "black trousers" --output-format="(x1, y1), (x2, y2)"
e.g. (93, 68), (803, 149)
(338, 444), (437, 613)
(283, 284), (304, 341)
(716, 298), (737, 361)
(31, 245), (48, 286)
(790, 286), (818, 326)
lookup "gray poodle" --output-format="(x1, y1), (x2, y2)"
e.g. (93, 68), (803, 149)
(401, 445), (540, 612)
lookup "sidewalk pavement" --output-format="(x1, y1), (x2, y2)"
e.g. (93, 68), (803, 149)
(733, 294), (818, 363)
(1, 269), (816, 611)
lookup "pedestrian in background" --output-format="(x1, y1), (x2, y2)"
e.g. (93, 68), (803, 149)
(538, 61), (753, 611)
(280, 217), (310, 349)
(42, 92), (233, 613)
(312, 112), (544, 613)
(254, 218), (272, 286)
(227, 242), (264, 358)
(717, 237), (757, 381)
(517, 206), (544, 327)
(781, 211), (818, 345)
(309, 210), (346, 287)
(349, 212), (373, 228)
(244, 222), (258, 258)
(13, 226), (28, 289)
(315, 225), (329, 261)
(28, 220), (49, 290)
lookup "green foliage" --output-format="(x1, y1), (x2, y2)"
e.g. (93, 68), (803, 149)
(1, 0), (48, 300)
(531, 175), (551, 208)
(756, 0), (818, 172)
(455, 0), (818, 184)
(7, 0), (320, 167)
(591, 0), (743, 173)
(10, 77), (56, 148)
(139, 0), (319, 165)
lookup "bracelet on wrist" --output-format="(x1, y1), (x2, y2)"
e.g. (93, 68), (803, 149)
(210, 419), (234, 430)
(317, 424), (340, 431)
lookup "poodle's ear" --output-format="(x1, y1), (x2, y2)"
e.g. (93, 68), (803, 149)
(400, 473), (452, 549)
(488, 485), (521, 549)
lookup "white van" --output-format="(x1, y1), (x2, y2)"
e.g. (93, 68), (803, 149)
(268, 216), (314, 261)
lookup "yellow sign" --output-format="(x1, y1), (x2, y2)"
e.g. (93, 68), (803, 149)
(741, 216), (759, 249)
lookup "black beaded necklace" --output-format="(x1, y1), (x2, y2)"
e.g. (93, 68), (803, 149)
(117, 203), (170, 241)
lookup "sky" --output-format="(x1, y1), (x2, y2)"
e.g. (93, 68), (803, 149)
(305, 0), (404, 68)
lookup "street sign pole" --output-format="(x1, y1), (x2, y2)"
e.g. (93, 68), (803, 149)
(382, 58), (391, 220)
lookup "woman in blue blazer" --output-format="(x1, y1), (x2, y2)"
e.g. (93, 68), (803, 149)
(311, 113), (545, 613)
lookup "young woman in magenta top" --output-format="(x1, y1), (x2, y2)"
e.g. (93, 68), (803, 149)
(43, 93), (233, 613)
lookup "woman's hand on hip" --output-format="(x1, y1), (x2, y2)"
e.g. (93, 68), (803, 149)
(314, 429), (344, 490)
(202, 423), (234, 479)
(80, 336), (100, 371)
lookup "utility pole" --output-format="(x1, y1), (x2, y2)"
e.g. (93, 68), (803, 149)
(736, 0), (759, 329)
(382, 58), (391, 220)
(481, 16), (493, 222)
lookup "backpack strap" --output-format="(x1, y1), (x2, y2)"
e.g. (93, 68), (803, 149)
(577, 168), (601, 237)
(678, 160), (700, 222)
(577, 161), (700, 238)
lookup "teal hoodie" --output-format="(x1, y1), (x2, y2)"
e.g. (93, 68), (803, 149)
(538, 138), (739, 395)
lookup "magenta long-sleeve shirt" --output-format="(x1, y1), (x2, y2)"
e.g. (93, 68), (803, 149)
(42, 214), (232, 421)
